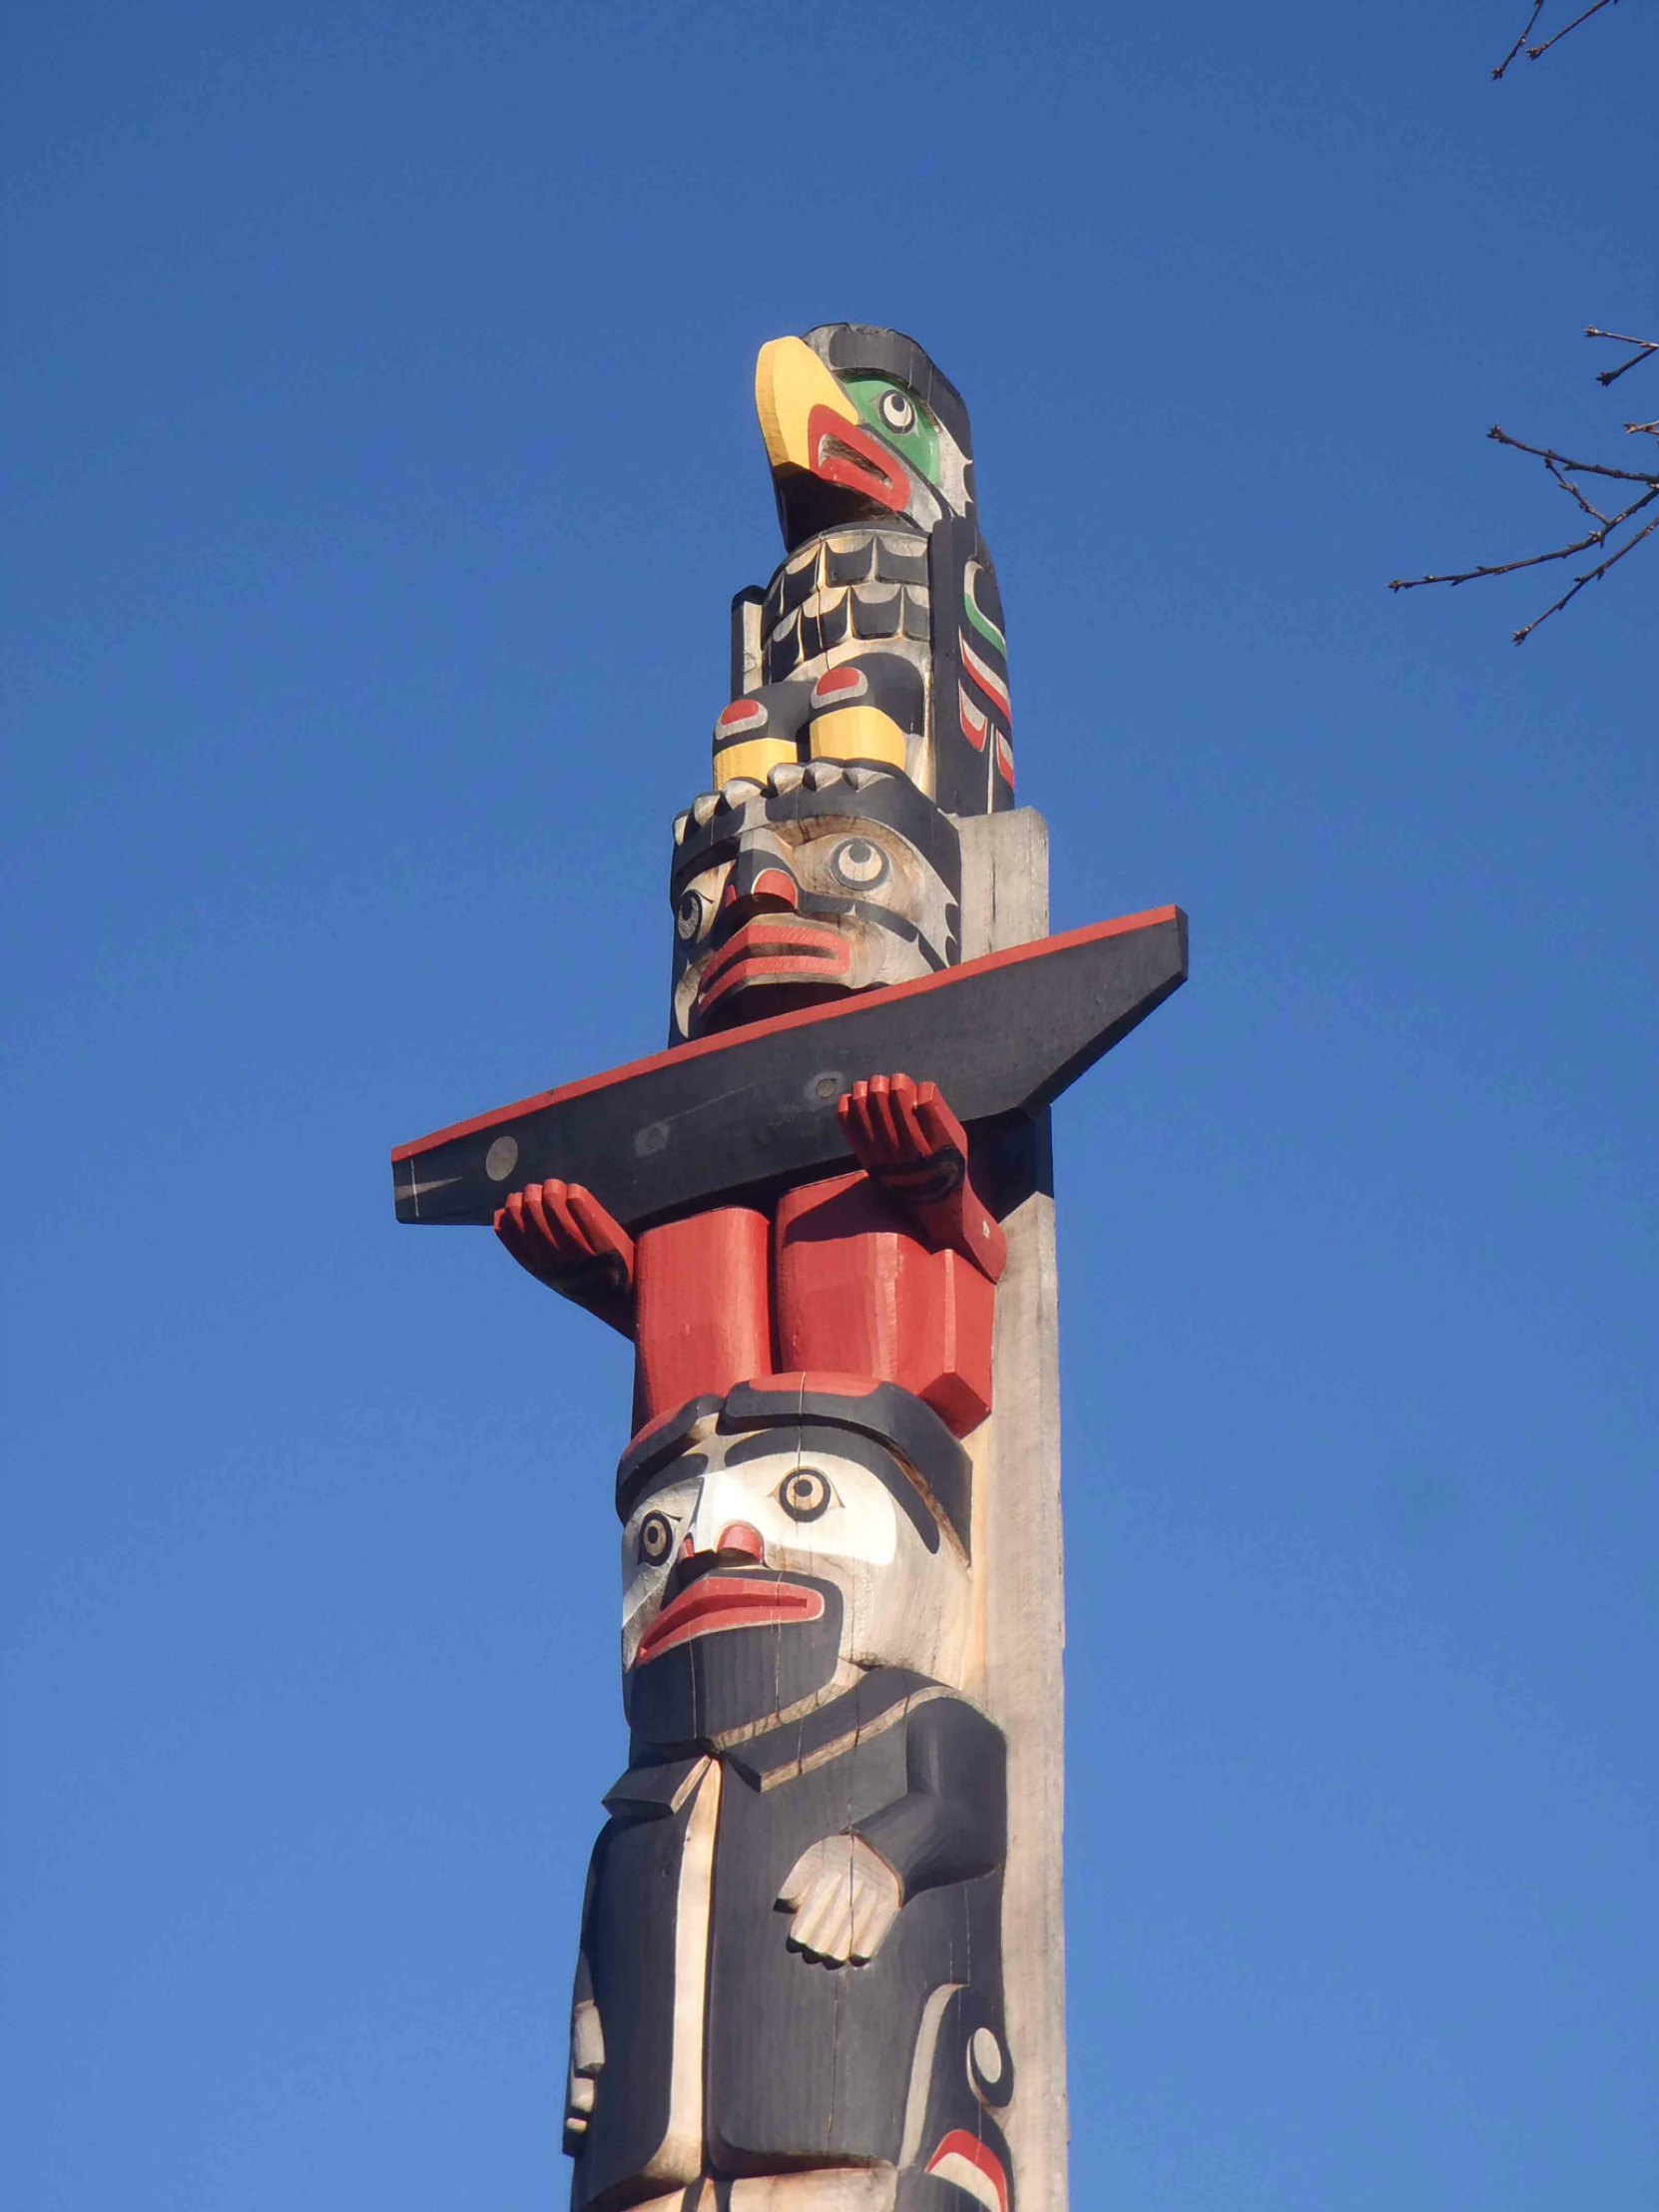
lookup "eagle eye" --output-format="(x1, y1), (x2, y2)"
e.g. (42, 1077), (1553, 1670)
(878, 388), (916, 434)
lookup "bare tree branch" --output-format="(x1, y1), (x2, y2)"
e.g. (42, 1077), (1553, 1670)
(1493, 0), (1622, 77)
(1390, 330), (1656, 642)
(1493, 0), (1547, 76)
(1587, 325), (1659, 387)
(1511, 514), (1658, 643)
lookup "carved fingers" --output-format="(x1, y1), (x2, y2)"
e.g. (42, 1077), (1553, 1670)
(836, 1074), (1005, 1281)
(776, 1833), (902, 1966)
(564, 1998), (604, 2143)
(493, 1180), (636, 1332)
(838, 1073), (967, 1188)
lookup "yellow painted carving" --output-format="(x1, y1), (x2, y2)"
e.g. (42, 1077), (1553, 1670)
(808, 704), (907, 771)
(712, 734), (798, 786)
(756, 335), (858, 473)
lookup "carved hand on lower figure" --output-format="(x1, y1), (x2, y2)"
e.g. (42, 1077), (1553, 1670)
(564, 1997), (605, 2144)
(837, 1074), (1005, 1280)
(493, 1180), (636, 1334)
(777, 1834), (902, 1966)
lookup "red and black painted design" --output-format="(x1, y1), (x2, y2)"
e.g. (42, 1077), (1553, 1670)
(389, 327), (1189, 2210)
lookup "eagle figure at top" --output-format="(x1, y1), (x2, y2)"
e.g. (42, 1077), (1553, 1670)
(714, 324), (1014, 817)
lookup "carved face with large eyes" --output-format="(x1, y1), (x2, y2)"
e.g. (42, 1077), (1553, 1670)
(668, 772), (961, 1041)
(618, 1423), (972, 1740)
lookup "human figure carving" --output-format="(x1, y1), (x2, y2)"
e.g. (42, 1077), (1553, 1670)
(562, 1379), (1015, 2211)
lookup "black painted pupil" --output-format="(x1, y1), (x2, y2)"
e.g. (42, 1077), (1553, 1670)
(640, 1513), (671, 1560)
(677, 891), (701, 935)
(781, 1469), (830, 1520)
(881, 390), (913, 428)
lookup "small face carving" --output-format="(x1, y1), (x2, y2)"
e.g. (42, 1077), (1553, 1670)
(620, 1424), (970, 1693)
(669, 778), (960, 1041)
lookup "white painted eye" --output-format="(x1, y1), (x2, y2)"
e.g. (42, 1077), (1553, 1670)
(638, 1510), (675, 1563)
(878, 388), (916, 434)
(829, 836), (889, 891)
(778, 1466), (833, 1523)
(676, 888), (706, 941)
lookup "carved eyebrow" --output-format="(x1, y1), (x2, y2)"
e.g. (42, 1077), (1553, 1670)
(627, 1456), (710, 1514)
(722, 1425), (938, 1553)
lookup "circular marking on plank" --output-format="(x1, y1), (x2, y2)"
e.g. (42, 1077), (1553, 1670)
(484, 1136), (519, 1182)
(636, 1121), (670, 1156)
(812, 1072), (842, 1102)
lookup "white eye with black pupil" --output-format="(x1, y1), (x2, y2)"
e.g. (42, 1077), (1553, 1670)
(830, 836), (889, 891)
(878, 388), (915, 433)
(638, 1511), (674, 1563)
(676, 889), (705, 940)
(779, 1467), (831, 1522)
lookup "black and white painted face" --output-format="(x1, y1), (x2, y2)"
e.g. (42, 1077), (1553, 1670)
(620, 1423), (971, 1700)
(668, 772), (960, 1042)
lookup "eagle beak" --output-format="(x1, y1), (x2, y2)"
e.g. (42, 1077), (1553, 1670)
(755, 335), (857, 472)
(755, 334), (911, 513)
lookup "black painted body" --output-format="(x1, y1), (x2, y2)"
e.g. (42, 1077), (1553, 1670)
(570, 1669), (1012, 2208)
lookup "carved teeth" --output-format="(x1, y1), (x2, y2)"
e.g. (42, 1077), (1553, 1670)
(672, 810), (691, 844)
(691, 791), (721, 826)
(804, 761), (845, 790)
(717, 779), (763, 811)
(842, 764), (892, 789)
(768, 763), (808, 794)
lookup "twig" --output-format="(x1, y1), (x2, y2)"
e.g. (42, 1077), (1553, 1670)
(1493, 0), (1621, 77)
(1525, 0), (1621, 62)
(1487, 425), (1656, 486)
(1545, 454), (1610, 523)
(1587, 326), (1659, 388)
(1493, 0), (1546, 76)
(1511, 513), (1659, 643)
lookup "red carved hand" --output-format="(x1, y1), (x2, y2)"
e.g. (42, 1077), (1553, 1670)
(493, 1180), (636, 1336)
(837, 1074), (1005, 1281)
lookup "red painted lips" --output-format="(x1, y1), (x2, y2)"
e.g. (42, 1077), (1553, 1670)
(633, 1573), (826, 1667)
(693, 918), (851, 1021)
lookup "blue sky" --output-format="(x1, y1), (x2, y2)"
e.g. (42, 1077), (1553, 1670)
(2, 2), (1653, 2206)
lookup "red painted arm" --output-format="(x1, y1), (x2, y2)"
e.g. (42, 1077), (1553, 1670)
(836, 1074), (1006, 1282)
(493, 1180), (636, 1338)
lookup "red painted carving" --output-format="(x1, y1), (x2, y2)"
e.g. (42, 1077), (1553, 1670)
(775, 1169), (995, 1437)
(494, 1075), (1005, 1442)
(493, 1179), (635, 1335)
(632, 1207), (770, 1427)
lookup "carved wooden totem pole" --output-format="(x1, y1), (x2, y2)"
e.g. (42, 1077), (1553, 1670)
(392, 326), (1187, 2211)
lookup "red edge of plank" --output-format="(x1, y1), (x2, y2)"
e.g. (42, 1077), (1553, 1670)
(390, 904), (1182, 1166)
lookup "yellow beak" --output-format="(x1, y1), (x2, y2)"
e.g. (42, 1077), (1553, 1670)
(754, 335), (858, 474)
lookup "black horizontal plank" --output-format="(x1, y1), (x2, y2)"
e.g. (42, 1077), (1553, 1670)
(392, 907), (1186, 1231)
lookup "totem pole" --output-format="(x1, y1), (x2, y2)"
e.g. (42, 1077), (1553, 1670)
(392, 325), (1186, 2211)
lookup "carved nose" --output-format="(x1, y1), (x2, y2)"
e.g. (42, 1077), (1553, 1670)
(714, 1521), (766, 1563)
(721, 866), (798, 917)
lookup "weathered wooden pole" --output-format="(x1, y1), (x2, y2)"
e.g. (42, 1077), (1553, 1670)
(392, 326), (1185, 2211)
